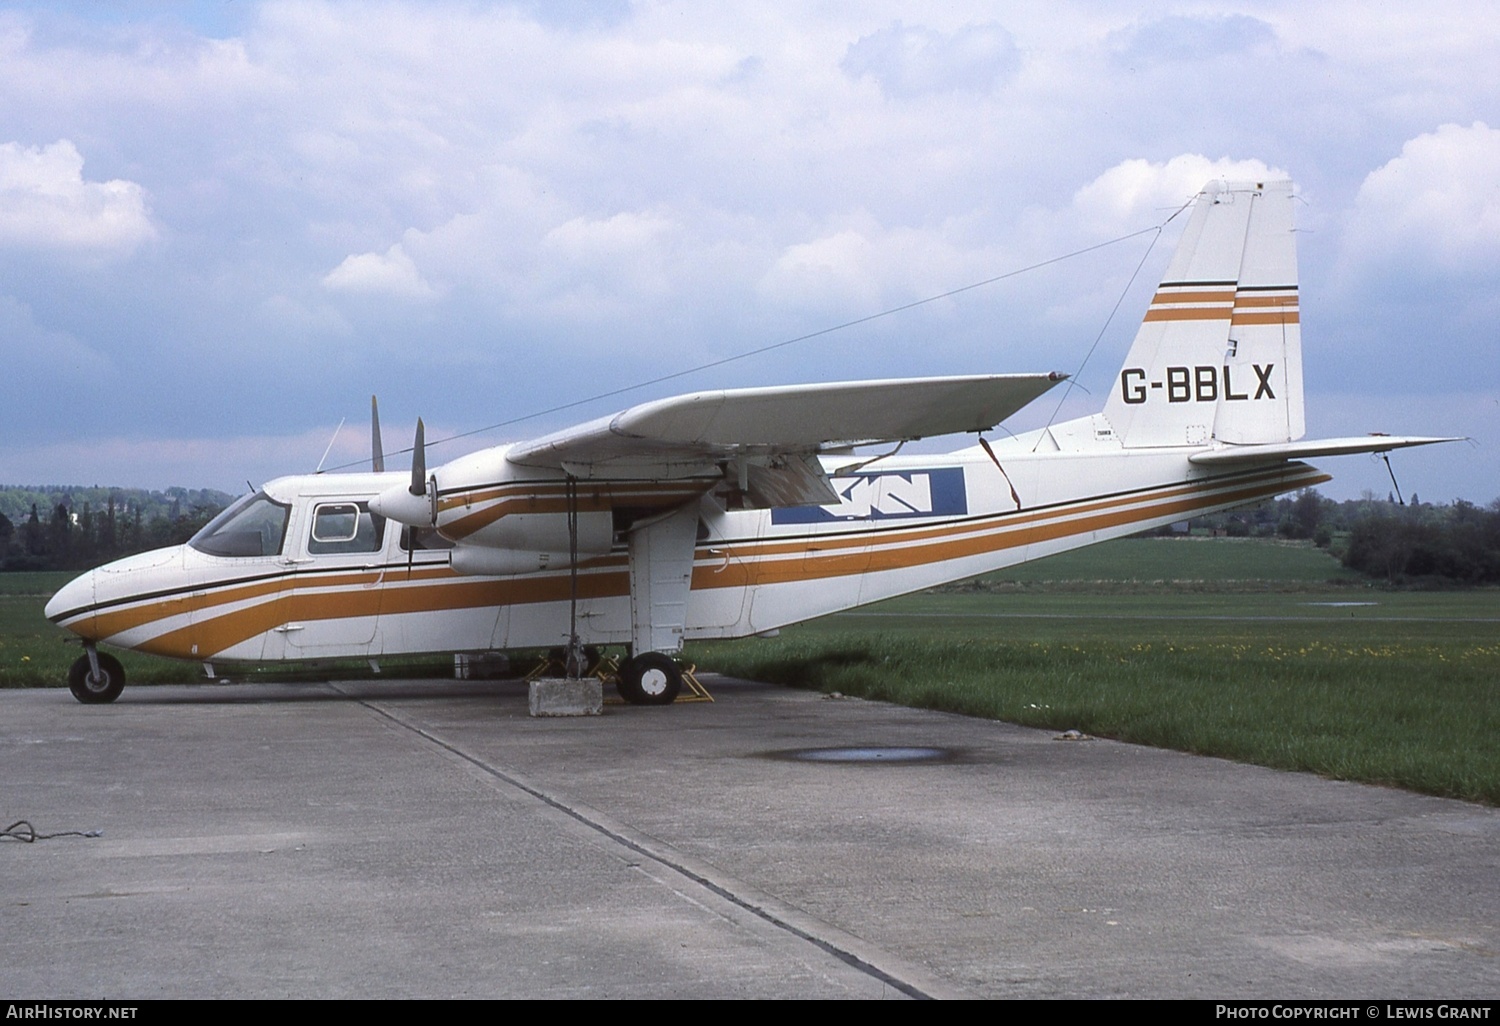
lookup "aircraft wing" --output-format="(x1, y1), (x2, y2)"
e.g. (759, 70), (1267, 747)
(507, 373), (1065, 474)
(1188, 435), (1464, 465)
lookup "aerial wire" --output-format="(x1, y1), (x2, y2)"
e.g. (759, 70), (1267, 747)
(1032, 197), (1192, 449)
(327, 215), (1179, 472)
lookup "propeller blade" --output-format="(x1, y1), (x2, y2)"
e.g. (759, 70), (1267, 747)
(371, 395), (385, 473)
(370, 417), (435, 527)
(410, 418), (426, 497)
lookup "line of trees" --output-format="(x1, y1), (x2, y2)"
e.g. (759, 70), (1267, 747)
(0, 486), (235, 572)
(1183, 490), (1500, 585)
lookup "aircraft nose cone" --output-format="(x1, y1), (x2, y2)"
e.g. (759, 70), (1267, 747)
(44, 568), (97, 635)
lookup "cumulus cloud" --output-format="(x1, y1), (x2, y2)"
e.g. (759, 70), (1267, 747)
(758, 228), (880, 313)
(517, 210), (679, 320)
(322, 242), (437, 300)
(1344, 122), (1500, 276)
(842, 21), (1019, 97)
(755, 215), (982, 320)
(0, 140), (154, 257)
(1068, 154), (1287, 233)
(1322, 123), (1500, 399)
(1109, 14), (1279, 65)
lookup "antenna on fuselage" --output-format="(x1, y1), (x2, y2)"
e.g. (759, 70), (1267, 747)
(315, 418), (346, 474)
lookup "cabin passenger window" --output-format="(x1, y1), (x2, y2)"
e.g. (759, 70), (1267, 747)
(189, 492), (291, 558)
(308, 502), (386, 555)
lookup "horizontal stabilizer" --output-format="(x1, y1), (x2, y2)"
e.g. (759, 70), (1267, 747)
(1188, 435), (1462, 465)
(509, 373), (1064, 471)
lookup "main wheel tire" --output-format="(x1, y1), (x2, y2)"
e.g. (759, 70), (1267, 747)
(68, 652), (126, 704)
(615, 652), (683, 706)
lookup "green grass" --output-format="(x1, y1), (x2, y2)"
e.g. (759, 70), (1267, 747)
(0, 571), (74, 597)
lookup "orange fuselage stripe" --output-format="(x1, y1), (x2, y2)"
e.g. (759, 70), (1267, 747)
(1143, 307), (1231, 322)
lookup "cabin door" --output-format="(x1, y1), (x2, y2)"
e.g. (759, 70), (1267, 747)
(278, 499), (387, 657)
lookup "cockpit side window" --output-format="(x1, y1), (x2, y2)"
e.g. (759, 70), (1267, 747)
(189, 492), (291, 558)
(308, 502), (386, 555)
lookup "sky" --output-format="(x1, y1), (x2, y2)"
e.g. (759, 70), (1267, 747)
(1, 1), (1496, 503)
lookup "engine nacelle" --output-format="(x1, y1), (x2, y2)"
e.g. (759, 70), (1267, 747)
(449, 538), (614, 576)
(452, 509), (613, 552)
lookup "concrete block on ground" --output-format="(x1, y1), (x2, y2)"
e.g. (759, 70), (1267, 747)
(529, 677), (603, 716)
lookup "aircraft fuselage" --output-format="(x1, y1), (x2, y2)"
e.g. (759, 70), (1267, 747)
(44, 425), (1328, 666)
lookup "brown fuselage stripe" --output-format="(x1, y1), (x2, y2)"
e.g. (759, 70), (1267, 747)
(1230, 312), (1300, 325)
(1149, 290), (1235, 304)
(1142, 308), (1231, 322)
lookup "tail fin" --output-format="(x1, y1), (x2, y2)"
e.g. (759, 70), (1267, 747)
(1102, 180), (1304, 448)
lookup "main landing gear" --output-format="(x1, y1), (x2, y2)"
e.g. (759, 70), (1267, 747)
(68, 648), (125, 704)
(614, 652), (684, 706)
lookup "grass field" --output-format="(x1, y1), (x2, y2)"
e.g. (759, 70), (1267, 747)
(6, 540), (1499, 804)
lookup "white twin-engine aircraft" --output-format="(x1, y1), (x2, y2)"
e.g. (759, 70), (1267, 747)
(47, 180), (1455, 705)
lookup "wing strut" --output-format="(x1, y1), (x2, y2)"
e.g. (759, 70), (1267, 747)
(1381, 453), (1406, 506)
(564, 475), (586, 678)
(978, 435), (1023, 510)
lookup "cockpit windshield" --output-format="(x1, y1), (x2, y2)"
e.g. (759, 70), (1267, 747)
(189, 491), (291, 558)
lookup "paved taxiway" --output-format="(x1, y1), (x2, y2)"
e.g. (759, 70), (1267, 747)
(4, 676), (1498, 999)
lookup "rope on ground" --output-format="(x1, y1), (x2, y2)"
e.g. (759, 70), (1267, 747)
(2, 819), (102, 843)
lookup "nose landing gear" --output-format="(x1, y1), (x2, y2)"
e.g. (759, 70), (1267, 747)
(68, 647), (126, 704)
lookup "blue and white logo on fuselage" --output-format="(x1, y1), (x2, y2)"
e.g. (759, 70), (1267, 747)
(772, 467), (968, 524)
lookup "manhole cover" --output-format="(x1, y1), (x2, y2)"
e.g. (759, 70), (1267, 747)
(782, 746), (951, 764)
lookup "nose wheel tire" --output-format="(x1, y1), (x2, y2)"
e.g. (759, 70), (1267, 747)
(68, 652), (126, 704)
(615, 652), (683, 706)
